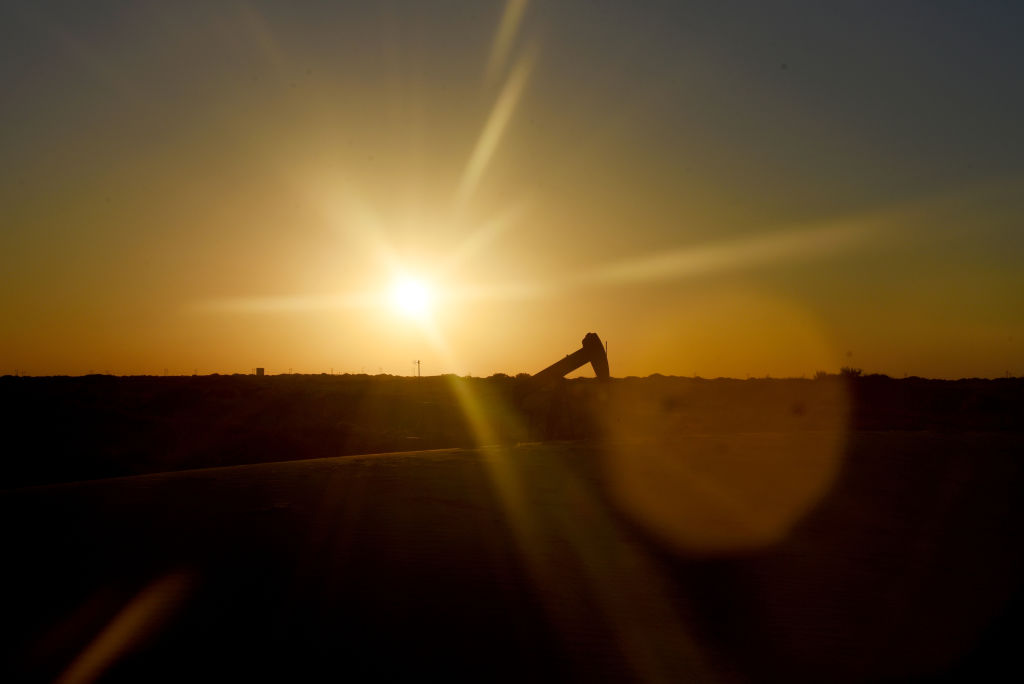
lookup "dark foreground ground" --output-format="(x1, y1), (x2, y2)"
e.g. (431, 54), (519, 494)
(1, 373), (1021, 489)
(2, 376), (1023, 681)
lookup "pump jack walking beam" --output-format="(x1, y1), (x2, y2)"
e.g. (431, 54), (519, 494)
(532, 332), (610, 383)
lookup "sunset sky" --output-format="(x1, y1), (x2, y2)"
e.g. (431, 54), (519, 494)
(2, 1), (1022, 378)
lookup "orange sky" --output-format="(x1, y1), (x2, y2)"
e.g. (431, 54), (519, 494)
(2, 1), (1022, 378)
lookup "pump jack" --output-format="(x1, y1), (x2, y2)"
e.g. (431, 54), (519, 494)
(532, 332), (609, 383)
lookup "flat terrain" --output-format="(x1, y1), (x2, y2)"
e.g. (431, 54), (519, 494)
(4, 430), (1023, 682)
(2, 373), (1021, 488)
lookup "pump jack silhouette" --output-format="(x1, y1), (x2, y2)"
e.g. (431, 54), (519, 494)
(532, 332), (610, 382)
(521, 333), (609, 440)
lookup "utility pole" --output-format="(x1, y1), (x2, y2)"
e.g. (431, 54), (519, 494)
(415, 360), (421, 377)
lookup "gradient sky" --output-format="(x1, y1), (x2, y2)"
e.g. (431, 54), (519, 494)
(2, 1), (1022, 378)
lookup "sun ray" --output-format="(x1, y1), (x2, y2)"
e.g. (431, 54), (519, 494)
(437, 200), (530, 275)
(454, 47), (537, 212)
(581, 220), (876, 288)
(190, 214), (878, 317)
(485, 0), (530, 84)
(190, 291), (381, 314)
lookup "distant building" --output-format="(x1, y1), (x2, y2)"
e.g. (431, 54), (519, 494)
(256, 367), (265, 377)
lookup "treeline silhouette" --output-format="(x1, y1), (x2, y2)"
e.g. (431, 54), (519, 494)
(1, 373), (1021, 489)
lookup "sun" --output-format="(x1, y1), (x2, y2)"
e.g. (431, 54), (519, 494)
(390, 277), (433, 319)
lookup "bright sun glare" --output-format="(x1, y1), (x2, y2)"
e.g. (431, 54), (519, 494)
(391, 277), (432, 319)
